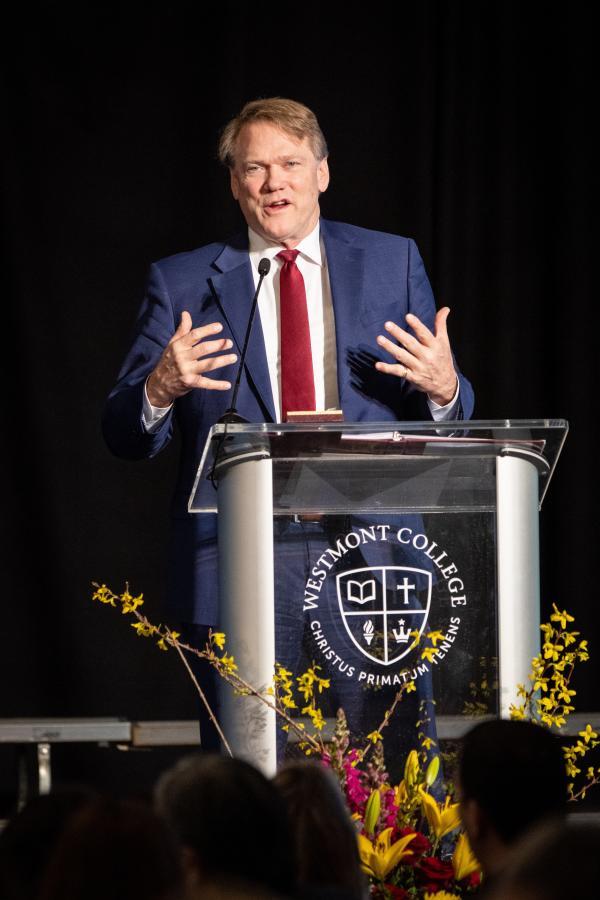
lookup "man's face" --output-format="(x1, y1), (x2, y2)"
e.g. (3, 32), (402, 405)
(229, 121), (329, 248)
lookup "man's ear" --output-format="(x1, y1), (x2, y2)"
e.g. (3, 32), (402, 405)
(317, 156), (330, 193)
(461, 797), (484, 842)
(230, 168), (240, 201)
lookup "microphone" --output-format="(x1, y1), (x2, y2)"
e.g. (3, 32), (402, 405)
(218, 257), (271, 425)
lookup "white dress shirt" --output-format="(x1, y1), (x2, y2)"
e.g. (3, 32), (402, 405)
(143, 222), (459, 428)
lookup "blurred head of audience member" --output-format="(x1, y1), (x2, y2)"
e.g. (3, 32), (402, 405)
(273, 760), (366, 900)
(0, 786), (96, 900)
(155, 753), (295, 898)
(488, 819), (600, 900)
(37, 796), (183, 900)
(458, 719), (567, 880)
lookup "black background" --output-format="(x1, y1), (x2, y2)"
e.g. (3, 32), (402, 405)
(1, 2), (597, 803)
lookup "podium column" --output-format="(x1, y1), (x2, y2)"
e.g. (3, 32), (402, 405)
(217, 457), (276, 774)
(496, 452), (541, 717)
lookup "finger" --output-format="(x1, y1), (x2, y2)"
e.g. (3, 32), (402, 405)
(375, 360), (411, 379)
(196, 375), (234, 391)
(381, 321), (423, 356)
(433, 306), (451, 338)
(189, 337), (234, 359)
(403, 313), (436, 346)
(179, 321), (225, 348)
(171, 310), (193, 341)
(377, 333), (419, 366)
(194, 352), (238, 376)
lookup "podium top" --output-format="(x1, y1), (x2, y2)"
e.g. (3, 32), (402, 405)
(189, 419), (568, 515)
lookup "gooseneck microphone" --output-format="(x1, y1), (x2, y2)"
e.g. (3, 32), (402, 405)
(218, 256), (271, 425)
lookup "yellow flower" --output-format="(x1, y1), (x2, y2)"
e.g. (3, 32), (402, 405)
(367, 730), (384, 744)
(210, 631), (226, 649)
(405, 681), (417, 693)
(404, 749), (420, 786)
(219, 653), (238, 674)
(452, 832), (481, 881)
(424, 893), (460, 900)
(120, 589), (144, 614)
(419, 788), (461, 839)
(357, 828), (415, 880)
(579, 724), (598, 744)
(426, 630), (445, 647)
(92, 584), (116, 606)
(130, 621), (155, 637)
(394, 781), (408, 806)
(306, 707), (326, 730)
(550, 605), (574, 629)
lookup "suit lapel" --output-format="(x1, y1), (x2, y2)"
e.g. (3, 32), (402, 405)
(321, 220), (366, 412)
(209, 237), (276, 421)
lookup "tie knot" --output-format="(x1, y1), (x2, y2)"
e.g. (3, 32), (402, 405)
(277, 249), (300, 265)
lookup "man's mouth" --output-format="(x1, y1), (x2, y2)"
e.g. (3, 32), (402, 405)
(265, 200), (290, 210)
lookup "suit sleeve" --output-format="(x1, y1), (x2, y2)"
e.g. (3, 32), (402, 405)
(102, 263), (177, 460)
(406, 239), (475, 421)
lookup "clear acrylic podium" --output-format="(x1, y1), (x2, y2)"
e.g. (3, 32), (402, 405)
(190, 419), (568, 773)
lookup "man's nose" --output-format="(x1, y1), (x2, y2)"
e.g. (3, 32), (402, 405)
(262, 165), (285, 191)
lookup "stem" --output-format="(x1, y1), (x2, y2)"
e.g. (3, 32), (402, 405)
(167, 629), (233, 756)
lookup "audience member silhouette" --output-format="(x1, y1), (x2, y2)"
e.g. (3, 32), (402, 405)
(273, 761), (366, 900)
(37, 796), (183, 900)
(0, 786), (95, 900)
(155, 754), (295, 898)
(458, 719), (567, 892)
(487, 819), (600, 900)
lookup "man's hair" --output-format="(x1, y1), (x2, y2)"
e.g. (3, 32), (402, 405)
(273, 761), (365, 900)
(459, 719), (567, 844)
(154, 753), (295, 894)
(218, 97), (328, 168)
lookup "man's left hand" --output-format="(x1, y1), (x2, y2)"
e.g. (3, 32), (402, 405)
(375, 307), (458, 406)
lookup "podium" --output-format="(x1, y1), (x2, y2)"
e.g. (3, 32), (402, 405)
(189, 419), (568, 774)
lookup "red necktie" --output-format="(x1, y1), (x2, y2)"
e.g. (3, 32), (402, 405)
(277, 249), (316, 419)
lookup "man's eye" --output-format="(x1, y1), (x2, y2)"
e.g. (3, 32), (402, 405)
(246, 165), (261, 174)
(286, 160), (300, 167)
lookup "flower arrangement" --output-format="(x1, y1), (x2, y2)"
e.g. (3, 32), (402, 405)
(324, 713), (481, 899)
(92, 585), (599, 897)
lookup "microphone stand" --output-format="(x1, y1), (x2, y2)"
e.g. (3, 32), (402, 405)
(211, 257), (271, 484)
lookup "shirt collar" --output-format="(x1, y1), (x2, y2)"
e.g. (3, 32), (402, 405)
(248, 221), (323, 267)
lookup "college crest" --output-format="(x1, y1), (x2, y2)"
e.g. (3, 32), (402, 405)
(336, 566), (432, 666)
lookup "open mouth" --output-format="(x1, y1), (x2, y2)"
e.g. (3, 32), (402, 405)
(265, 200), (291, 210)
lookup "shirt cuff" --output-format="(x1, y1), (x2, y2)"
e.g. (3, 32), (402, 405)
(142, 379), (173, 433)
(427, 377), (460, 422)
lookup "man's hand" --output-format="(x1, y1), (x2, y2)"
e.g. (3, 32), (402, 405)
(375, 307), (458, 406)
(146, 312), (238, 407)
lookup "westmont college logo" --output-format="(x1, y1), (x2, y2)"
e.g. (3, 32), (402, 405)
(302, 523), (467, 685)
(337, 567), (431, 666)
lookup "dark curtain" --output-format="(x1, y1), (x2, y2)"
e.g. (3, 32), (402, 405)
(1, 2), (596, 793)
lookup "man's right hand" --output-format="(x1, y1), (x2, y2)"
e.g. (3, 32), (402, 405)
(146, 311), (238, 408)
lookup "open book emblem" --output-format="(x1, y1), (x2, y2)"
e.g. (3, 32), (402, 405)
(336, 566), (431, 666)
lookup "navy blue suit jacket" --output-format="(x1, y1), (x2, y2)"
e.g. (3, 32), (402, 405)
(103, 219), (474, 624)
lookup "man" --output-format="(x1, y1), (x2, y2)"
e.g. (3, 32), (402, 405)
(102, 98), (474, 744)
(458, 719), (568, 893)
